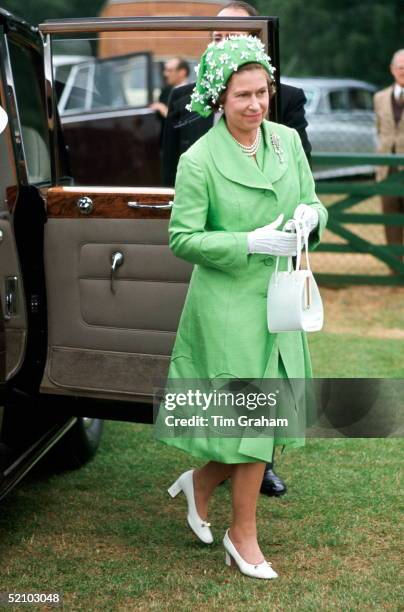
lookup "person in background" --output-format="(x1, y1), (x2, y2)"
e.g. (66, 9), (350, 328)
(151, 57), (190, 119)
(161, 0), (312, 498)
(374, 49), (404, 262)
(162, 1), (311, 188)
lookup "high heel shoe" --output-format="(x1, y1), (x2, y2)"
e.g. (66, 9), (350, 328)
(167, 470), (213, 544)
(223, 529), (278, 579)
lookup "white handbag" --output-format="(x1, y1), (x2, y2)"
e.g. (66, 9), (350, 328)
(267, 219), (324, 333)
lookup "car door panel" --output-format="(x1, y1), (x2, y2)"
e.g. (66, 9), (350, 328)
(38, 17), (277, 404)
(0, 219), (27, 379)
(0, 52), (28, 381)
(41, 186), (191, 400)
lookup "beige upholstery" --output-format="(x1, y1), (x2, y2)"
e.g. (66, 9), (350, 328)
(20, 126), (51, 184)
(41, 218), (192, 398)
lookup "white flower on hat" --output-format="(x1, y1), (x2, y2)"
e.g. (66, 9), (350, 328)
(187, 33), (275, 118)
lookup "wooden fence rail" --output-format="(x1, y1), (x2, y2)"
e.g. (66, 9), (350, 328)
(313, 152), (404, 286)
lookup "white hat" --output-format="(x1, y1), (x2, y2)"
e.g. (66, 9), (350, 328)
(0, 106), (8, 133)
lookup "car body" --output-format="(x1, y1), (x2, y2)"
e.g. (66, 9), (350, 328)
(0, 8), (279, 499)
(281, 77), (378, 178)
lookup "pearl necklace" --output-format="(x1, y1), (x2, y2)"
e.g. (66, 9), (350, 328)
(232, 128), (261, 156)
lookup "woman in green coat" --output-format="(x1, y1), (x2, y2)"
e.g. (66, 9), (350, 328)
(156, 36), (328, 579)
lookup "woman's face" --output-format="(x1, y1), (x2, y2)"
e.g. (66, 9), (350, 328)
(222, 69), (269, 134)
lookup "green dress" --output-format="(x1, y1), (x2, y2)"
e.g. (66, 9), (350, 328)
(156, 118), (328, 463)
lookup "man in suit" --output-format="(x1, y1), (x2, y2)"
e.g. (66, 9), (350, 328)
(374, 49), (404, 259)
(151, 57), (190, 119)
(162, 1), (312, 498)
(162, 2), (311, 188)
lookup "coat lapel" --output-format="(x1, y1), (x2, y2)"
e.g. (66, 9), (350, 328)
(207, 118), (288, 192)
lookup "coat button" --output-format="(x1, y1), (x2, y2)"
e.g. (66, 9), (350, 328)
(264, 256), (274, 266)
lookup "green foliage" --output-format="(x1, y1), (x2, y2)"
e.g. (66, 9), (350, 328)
(1, 1), (402, 86)
(253, 0), (403, 86)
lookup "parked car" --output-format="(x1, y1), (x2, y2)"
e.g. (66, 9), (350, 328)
(0, 8), (279, 499)
(281, 77), (378, 178)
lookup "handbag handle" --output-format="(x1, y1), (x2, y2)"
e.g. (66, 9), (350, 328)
(274, 218), (311, 276)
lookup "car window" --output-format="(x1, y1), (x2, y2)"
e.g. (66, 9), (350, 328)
(301, 88), (316, 113)
(50, 28), (276, 187)
(61, 54), (150, 113)
(51, 31), (214, 187)
(63, 64), (92, 112)
(95, 54), (149, 108)
(7, 38), (51, 184)
(348, 88), (373, 111)
(328, 89), (350, 111)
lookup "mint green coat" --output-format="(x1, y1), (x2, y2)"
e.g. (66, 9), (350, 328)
(158, 118), (328, 463)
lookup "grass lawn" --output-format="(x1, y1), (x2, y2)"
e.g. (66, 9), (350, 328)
(0, 287), (402, 610)
(0, 425), (402, 611)
(0, 422), (404, 611)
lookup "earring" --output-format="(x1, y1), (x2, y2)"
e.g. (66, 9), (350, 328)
(218, 105), (223, 112)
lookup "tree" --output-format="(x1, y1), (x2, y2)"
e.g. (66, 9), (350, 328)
(254, 0), (403, 86)
(2, 0), (402, 86)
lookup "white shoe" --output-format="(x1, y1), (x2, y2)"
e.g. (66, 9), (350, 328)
(167, 470), (213, 544)
(223, 529), (278, 579)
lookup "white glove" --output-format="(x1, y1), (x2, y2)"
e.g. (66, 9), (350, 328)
(247, 213), (299, 256)
(287, 204), (319, 234)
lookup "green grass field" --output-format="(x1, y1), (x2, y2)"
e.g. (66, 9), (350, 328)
(0, 288), (402, 610)
(0, 425), (402, 611)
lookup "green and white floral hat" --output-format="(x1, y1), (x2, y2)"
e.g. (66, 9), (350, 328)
(186, 34), (276, 117)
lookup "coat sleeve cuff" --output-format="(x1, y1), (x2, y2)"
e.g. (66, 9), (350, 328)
(200, 231), (249, 270)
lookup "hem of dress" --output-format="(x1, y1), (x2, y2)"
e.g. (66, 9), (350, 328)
(157, 436), (304, 464)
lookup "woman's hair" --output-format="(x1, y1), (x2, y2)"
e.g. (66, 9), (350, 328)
(211, 63), (276, 112)
(221, 1), (259, 17)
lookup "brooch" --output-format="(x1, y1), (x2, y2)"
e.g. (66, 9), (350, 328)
(270, 133), (285, 164)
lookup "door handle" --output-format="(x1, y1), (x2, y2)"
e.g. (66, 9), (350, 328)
(110, 252), (124, 294)
(4, 276), (18, 320)
(127, 201), (173, 210)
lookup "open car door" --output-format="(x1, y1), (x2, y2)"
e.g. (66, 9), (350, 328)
(0, 16), (47, 395)
(38, 16), (279, 408)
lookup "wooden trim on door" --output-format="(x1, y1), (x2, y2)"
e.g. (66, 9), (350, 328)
(46, 186), (175, 219)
